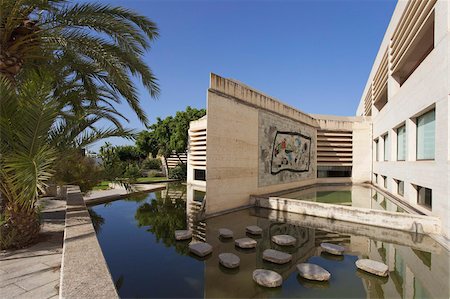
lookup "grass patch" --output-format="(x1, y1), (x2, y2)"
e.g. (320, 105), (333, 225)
(92, 181), (111, 190)
(136, 177), (168, 183)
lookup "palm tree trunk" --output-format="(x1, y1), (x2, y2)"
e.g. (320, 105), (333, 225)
(0, 202), (40, 250)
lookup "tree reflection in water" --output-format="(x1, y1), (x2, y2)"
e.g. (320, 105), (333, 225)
(134, 183), (189, 255)
(88, 208), (105, 234)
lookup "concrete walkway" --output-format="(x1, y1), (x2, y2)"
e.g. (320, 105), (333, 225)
(0, 199), (65, 299)
(84, 183), (166, 204)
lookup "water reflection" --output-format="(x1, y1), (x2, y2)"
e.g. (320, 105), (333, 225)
(280, 184), (408, 213)
(89, 183), (449, 299)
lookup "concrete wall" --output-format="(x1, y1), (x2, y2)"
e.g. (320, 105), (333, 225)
(203, 74), (372, 215)
(258, 110), (316, 187)
(355, 0), (450, 240)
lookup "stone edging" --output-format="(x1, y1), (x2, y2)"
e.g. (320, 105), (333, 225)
(254, 196), (441, 235)
(59, 186), (118, 299)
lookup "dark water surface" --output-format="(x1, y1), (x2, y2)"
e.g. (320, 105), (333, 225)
(89, 183), (449, 298)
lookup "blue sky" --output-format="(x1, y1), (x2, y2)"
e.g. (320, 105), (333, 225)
(87, 0), (397, 153)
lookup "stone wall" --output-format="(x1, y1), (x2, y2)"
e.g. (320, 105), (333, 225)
(258, 110), (316, 187)
(203, 74), (372, 216)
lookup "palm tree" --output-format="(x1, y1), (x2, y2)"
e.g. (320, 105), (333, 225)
(0, 0), (159, 124)
(0, 70), (133, 249)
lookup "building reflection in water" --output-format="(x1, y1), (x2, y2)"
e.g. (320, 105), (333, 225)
(186, 185), (449, 299)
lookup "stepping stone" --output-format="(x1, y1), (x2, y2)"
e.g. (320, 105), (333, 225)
(253, 269), (282, 288)
(263, 249), (292, 264)
(218, 228), (234, 239)
(320, 243), (345, 255)
(189, 242), (212, 257)
(219, 253), (240, 268)
(235, 237), (257, 249)
(356, 259), (389, 277)
(297, 263), (331, 281)
(246, 225), (263, 235)
(272, 235), (296, 246)
(175, 230), (192, 241)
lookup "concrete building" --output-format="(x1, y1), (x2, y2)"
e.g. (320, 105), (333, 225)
(356, 0), (449, 241)
(187, 0), (449, 243)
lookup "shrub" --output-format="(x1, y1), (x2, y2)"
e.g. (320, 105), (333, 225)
(123, 163), (141, 179)
(53, 150), (103, 192)
(168, 163), (187, 180)
(142, 158), (162, 170)
(147, 170), (165, 178)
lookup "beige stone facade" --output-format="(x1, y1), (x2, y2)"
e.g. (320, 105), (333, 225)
(188, 74), (371, 215)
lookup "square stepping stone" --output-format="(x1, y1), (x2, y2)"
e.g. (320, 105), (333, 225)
(272, 235), (296, 246)
(235, 237), (257, 249)
(189, 242), (212, 257)
(263, 249), (292, 264)
(218, 253), (240, 268)
(320, 242), (345, 255)
(356, 259), (389, 277)
(297, 263), (331, 281)
(218, 228), (233, 239)
(175, 230), (192, 241)
(253, 269), (282, 288)
(246, 225), (262, 235)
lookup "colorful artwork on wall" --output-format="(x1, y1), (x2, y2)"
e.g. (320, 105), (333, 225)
(270, 131), (311, 174)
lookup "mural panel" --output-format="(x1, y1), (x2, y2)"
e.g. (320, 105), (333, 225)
(271, 131), (311, 174)
(258, 111), (316, 187)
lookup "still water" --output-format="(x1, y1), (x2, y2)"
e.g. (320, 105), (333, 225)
(89, 183), (449, 298)
(280, 184), (407, 213)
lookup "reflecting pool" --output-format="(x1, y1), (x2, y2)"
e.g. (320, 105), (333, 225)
(279, 185), (407, 213)
(89, 183), (449, 298)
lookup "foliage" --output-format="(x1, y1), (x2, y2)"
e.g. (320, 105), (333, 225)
(146, 170), (165, 178)
(168, 163), (187, 180)
(116, 145), (146, 162)
(169, 106), (206, 153)
(134, 184), (188, 255)
(53, 149), (103, 192)
(98, 142), (126, 180)
(136, 131), (159, 158)
(142, 158), (162, 170)
(138, 106), (206, 171)
(123, 163), (141, 179)
(0, 0), (160, 125)
(0, 70), (132, 249)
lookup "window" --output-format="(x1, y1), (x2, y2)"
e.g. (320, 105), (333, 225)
(397, 180), (404, 196)
(397, 125), (406, 161)
(194, 169), (206, 181)
(382, 176), (387, 188)
(374, 173), (378, 184)
(383, 133), (389, 161)
(416, 185), (432, 210)
(317, 166), (352, 178)
(375, 139), (379, 161)
(416, 109), (435, 160)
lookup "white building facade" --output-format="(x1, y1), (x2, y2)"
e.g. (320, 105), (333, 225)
(356, 0), (449, 240)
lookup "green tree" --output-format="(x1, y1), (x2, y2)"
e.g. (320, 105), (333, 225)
(136, 130), (159, 158)
(170, 106), (206, 154)
(0, 71), (130, 249)
(115, 145), (146, 163)
(98, 142), (125, 180)
(0, 0), (159, 124)
(141, 107), (206, 172)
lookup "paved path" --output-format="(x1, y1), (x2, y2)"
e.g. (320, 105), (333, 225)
(83, 183), (166, 204)
(0, 199), (65, 299)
